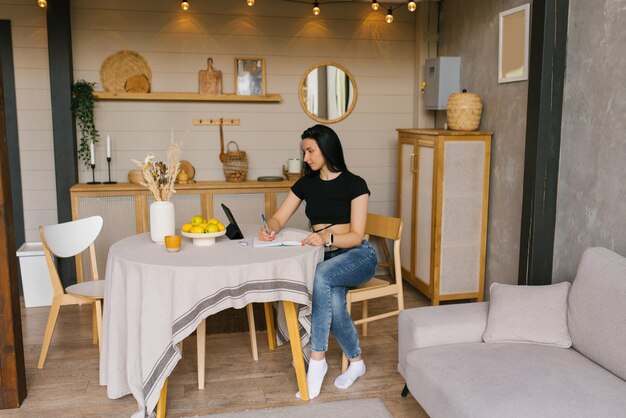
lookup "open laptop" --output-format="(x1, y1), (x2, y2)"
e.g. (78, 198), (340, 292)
(221, 203), (244, 239)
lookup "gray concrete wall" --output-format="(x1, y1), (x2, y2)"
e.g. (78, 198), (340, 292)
(552, 0), (626, 282)
(438, 0), (531, 292)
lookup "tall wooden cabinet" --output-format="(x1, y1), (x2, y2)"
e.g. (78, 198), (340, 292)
(397, 129), (492, 305)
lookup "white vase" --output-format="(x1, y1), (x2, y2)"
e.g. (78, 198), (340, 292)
(150, 201), (175, 243)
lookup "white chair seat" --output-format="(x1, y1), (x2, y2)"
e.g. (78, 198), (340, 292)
(38, 215), (104, 368)
(66, 280), (105, 298)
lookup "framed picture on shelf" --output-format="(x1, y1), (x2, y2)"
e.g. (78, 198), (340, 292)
(234, 57), (266, 96)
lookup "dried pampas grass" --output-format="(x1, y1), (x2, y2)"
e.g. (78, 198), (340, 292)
(132, 140), (181, 202)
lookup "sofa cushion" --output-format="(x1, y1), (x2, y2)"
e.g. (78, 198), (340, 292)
(568, 247), (626, 381)
(483, 282), (571, 347)
(403, 342), (626, 418)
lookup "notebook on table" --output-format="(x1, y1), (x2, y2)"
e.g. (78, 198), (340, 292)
(252, 230), (307, 247)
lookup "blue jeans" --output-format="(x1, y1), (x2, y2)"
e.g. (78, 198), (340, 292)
(309, 240), (378, 359)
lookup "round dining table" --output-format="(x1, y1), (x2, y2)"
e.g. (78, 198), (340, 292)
(99, 226), (323, 418)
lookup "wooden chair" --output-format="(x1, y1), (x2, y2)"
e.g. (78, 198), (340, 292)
(38, 216), (105, 369)
(195, 305), (259, 389)
(261, 213), (404, 372)
(342, 213), (404, 371)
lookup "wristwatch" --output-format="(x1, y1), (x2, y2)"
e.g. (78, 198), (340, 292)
(325, 232), (334, 247)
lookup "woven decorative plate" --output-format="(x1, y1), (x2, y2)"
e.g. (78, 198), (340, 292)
(176, 160), (196, 184)
(179, 160), (195, 180)
(100, 50), (152, 93)
(128, 169), (144, 184)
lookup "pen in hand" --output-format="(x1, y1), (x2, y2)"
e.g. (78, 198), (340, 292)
(261, 213), (274, 240)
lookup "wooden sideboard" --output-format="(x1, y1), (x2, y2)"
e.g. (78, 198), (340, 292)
(70, 180), (308, 282)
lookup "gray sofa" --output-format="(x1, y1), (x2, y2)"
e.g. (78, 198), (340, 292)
(398, 247), (626, 417)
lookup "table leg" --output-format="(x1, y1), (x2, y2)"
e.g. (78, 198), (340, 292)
(92, 302), (98, 345)
(283, 301), (309, 401)
(264, 302), (276, 351)
(156, 378), (168, 418)
(94, 300), (103, 351)
(246, 304), (259, 361)
(197, 319), (206, 389)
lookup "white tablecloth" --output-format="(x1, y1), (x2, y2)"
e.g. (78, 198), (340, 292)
(99, 227), (323, 417)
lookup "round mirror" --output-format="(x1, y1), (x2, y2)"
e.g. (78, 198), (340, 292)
(299, 62), (357, 124)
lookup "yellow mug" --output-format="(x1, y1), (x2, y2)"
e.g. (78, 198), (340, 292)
(164, 235), (182, 253)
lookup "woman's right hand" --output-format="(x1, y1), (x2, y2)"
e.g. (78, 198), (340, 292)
(258, 191), (300, 241)
(258, 227), (275, 241)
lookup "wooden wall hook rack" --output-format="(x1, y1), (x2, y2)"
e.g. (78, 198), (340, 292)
(193, 118), (240, 126)
(192, 118), (241, 162)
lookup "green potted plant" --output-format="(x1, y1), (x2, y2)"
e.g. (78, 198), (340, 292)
(71, 80), (99, 167)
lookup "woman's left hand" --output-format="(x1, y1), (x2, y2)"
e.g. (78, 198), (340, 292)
(302, 232), (325, 246)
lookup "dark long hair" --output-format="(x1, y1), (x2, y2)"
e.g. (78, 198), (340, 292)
(301, 124), (347, 176)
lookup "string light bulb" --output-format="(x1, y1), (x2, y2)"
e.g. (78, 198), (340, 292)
(371, 0), (379, 11)
(37, 0), (47, 7)
(312, 1), (320, 16)
(385, 8), (394, 23)
(181, 0), (189, 11)
(407, 1), (417, 12)
(247, 0), (255, 6)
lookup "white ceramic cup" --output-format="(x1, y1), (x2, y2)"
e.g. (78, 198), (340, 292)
(288, 158), (302, 173)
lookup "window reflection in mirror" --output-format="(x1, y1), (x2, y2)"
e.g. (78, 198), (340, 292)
(299, 63), (357, 124)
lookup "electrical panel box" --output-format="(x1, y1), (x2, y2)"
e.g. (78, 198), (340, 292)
(423, 57), (461, 110)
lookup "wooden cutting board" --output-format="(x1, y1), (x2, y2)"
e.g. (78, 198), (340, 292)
(198, 58), (222, 95)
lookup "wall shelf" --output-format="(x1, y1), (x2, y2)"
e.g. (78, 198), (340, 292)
(93, 91), (282, 103)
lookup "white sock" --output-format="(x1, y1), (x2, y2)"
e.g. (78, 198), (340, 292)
(334, 360), (366, 389)
(295, 358), (328, 400)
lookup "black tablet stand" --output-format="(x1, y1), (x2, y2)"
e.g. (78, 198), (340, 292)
(221, 203), (244, 239)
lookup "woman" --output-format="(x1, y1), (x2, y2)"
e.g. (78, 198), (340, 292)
(258, 124), (377, 399)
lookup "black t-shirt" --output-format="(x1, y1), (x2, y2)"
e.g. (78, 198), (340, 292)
(291, 171), (370, 225)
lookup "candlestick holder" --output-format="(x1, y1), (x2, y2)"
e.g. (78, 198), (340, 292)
(103, 157), (117, 184)
(87, 163), (101, 184)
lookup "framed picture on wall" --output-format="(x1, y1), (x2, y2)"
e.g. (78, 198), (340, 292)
(498, 3), (530, 83)
(234, 57), (266, 96)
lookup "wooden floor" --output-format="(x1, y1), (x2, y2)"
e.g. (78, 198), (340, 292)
(1, 284), (430, 418)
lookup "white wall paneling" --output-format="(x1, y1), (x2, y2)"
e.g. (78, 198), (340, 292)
(3, 0), (417, 241)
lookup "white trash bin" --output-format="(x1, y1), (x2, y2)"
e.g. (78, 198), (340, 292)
(16, 242), (53, 307)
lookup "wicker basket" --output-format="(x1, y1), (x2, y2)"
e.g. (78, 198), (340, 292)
(222, 141), (248, 182)
(446, 90), (483, 131)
